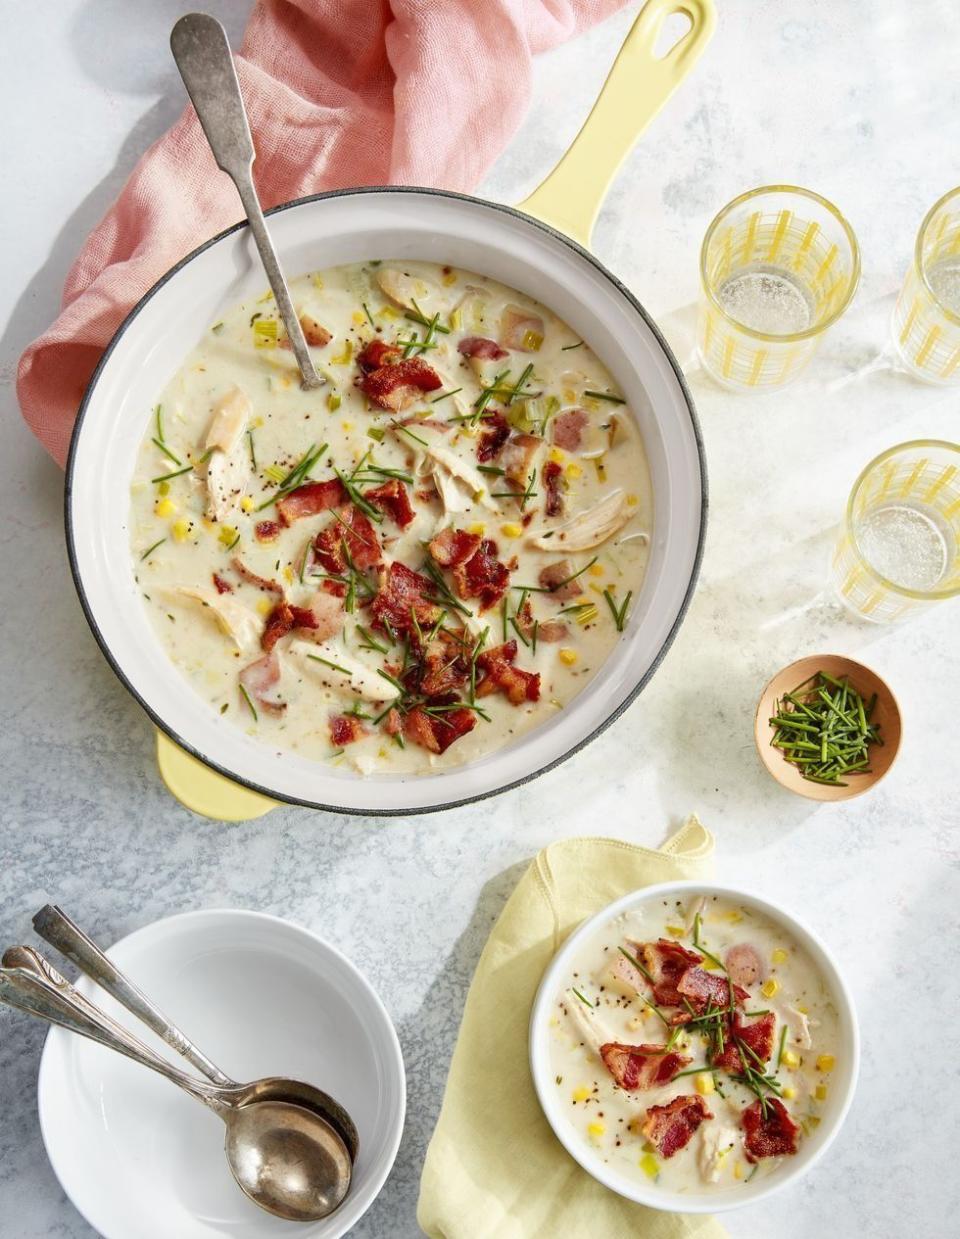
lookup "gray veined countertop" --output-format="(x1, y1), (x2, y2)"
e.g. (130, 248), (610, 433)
(0, 3), (957, 1237)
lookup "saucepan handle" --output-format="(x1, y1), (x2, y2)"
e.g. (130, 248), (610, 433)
(518, 0), (716, 247)
(155, 731), (278, 822)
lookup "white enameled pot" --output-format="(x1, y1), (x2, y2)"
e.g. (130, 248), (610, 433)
(66, 1), (716, 816)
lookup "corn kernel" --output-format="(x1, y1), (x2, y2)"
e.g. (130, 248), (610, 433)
(639, 1153), (659, 1179)
(468, 522), (486, 536)
(351, 310), (365, 325)
(240, 496), (255, 513)
(626, 493), (639, 506)
(587, 1121), (605, 1139)
(218, 526), (238, 547)
(733, 1162), (744, 1180)
(559, 648), (579, 666)
(666, 925), (686, 937)
(816, 1054), (835, 1073)
(327, 392), (341, 412)
(549, 447), (565, 464)
(761, 978), (780, 999)
(283, 566), (294, 585)
(154, 498), (175, 518)
(781, 1049), (800, 1069)
(500, 523), (523, 538)
(572, 1085), (591, 1102)
(563, 387), (577, 403)
(252, 416), (264, 428)
(782, 1086), (797, 1100)
(157, 480), (171, 497)
(256, 597), (273, 616)
(588, 563), (605, 577)
(341, 421), (354, 432)
(771, 947), (789, 964)
(815, 1084), (828, 1101)
(447, 307), (462, 329)
(694, 1072), (714, 1096)
(565, 462), (583, 479)
(796, 1002), (809, 1015)
(172, 518), (191, 543)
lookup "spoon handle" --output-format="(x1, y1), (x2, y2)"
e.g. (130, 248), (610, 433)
(32, 905), (232, 1087)
(0, 947), (229, 1112)
(169, 12), (322, 389)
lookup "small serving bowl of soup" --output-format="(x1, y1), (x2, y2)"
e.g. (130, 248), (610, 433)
(529, 881), (858, 1213)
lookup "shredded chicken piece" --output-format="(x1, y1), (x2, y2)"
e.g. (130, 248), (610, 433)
(206, 437), (250, 523)
(376, 266), (434, 310)
(204, 386), (251, 454)
(528, 489), (630, 551)
(172, 587), (261, 651)
(784, 1004), (815, 1050)
(289, 639), (401, 702)
(699, 1120), (740, 1183)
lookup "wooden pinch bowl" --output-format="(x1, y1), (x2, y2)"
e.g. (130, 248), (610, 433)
(754, 654), (902, 802)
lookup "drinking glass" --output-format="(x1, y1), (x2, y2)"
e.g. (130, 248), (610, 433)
(831, 440), (960, 623)
(698, 186), (860, 391)
(892, 186), (960, 383)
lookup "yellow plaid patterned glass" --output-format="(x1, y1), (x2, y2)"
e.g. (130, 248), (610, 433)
(698, 186), (860, 391)
(893, 187), (960, 383)
(832, 440), (960, 623)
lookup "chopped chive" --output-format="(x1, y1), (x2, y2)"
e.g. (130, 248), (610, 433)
(602, 587), (632, 633)
(151, 437), (181, 466)
(362, 302), (376, 329)
(618, 945), (655, 984)
(247, 429), (257, 470)
(391, 421), (428, 448)
(306, 654), (351, 675)
(561, 340), (583, 351)
(776, 1024), (788, 1069)
(477, 465), (505, 476)
(571, 987), (594, 1009)
(139, 538), (166, 561)
(356, 625), (389, 654)
(584, 389), (626, 404)
(151, 449), (212, 484)
(431, 387), (463, 403)
(239, 684), (258, 722)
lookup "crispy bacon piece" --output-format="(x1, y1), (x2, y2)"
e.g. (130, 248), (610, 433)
(357, 338), (402, 372)
(313, 505), (382, 575)
(451, 538), (511, 611)
(330, 714), (366, 747)
(276, 478), (346, 526)
(239, 651), (285, 712)
(712, 1012), (778, 1075)
(371, 562), (443, 635)
(279, 313), (332, 349)
(359, 357), (442, 411)
(552, 408), (588, 451)
(403, 701), (476, 754)
(638, 1095), (713, 1159)
(457, 335), (508, 361)
(261, 600), (318, 652)
(725, 943), (765, 988)
(212, 573), (233, 595)
(599, 1043), (693, 1091)
(475, 639), (540, 705)
(638, 939), (704, 1006)
(365, 478), (415, 528)
(383, 707), (403, 736)
(413, 633), (470, 698)
(255, 520), (282, 543)
(538, 560), (580, 601)
(742, 1098), (800, 1162)
(675, 966), (749, 1014)
(477, 411), (511, 463)
(231, 556), (284, 595)
(429, 527), (482, 569)
(543, 459), (565, 517)
(501, 433), (542, 490)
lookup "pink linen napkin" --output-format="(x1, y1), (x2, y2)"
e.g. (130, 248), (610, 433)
(18, 0), (631, 467)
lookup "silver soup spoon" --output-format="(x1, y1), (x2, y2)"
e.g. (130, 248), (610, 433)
(31, 904), (360, 1162)
(170, 11), (323, 389)
(0, 946), (352, 1222)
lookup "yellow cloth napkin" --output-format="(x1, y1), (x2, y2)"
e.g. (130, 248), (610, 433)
(418, 816), (726, 1239)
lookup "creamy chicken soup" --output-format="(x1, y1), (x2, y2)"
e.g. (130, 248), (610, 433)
(129, 261), (652, 772)
(547, 892), (840, 1192)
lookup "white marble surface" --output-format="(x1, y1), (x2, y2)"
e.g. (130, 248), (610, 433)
(1, 2), (958, 1236)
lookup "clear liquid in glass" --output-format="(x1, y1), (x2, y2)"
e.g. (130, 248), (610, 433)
(927, 259), (960, 314)
(717, 265), (814, 335)
(854, 502), (951, 591)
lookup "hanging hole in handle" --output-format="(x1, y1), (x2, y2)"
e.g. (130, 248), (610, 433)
(653, 7), (694, 59)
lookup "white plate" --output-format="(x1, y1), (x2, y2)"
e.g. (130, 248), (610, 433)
(529, 881), (859, 1213)
(37, 909), (405, 1238)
